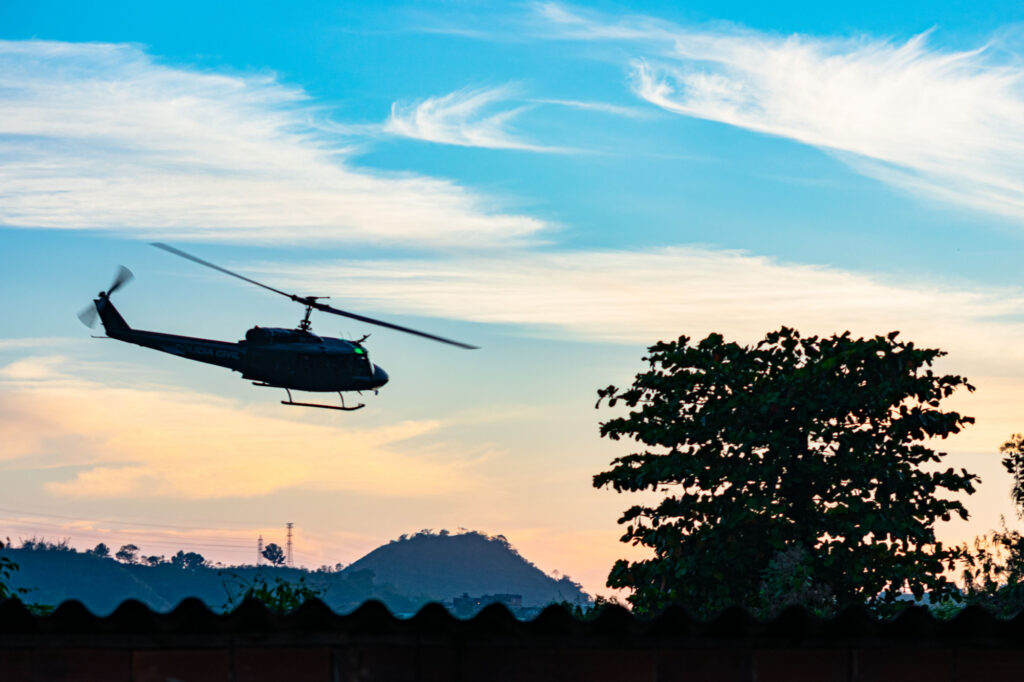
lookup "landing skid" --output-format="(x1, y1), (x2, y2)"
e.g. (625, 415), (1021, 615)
(252, 383), (365, 411)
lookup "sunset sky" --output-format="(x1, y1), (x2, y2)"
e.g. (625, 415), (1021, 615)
(2, 1), (1024, 598)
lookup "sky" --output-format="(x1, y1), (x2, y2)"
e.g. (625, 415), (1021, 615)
(2, 0), (1024, 599)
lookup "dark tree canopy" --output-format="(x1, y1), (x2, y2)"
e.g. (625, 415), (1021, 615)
(171, 550), (206, 570)
(262, 543), (286, 566)
(90, 543), (110, 558)
(594, 327), (977, 615)
(1000, 434), (1024, 518)
(958, 434), (1024, 616)
(0, 541), (22, 602)
(115, 544), (138, 564)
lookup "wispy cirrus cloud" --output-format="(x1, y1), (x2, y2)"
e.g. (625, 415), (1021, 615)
(0, 338), (74, 351)
(538, 4), (1024, 222)
(0, 40), (546, 247)
(384, 84), (561, 151)
(530, 98), (652, 119)
(383, 84), (650, 150)
(259, 247), (1024, 354)
(247, 244), (1024, 463)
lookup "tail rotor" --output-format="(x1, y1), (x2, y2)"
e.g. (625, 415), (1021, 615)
(77, 265), (134, 329)
(106, 265), (134, 297)
(76, 304), (99, 329)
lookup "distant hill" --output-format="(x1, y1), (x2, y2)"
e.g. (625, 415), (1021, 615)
(2, 546), (408, 615)
(345, 531), (588, 607)
(0, 530), (589, 614)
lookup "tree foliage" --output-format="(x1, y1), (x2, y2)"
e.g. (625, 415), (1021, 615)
(261, 542), (286, 566)
(221, 573), (323, 613)
(0, 541), (53, 614)
(171, 550), (206, 570)
(115, 544), (139, 564)
(594, 327), (977, 615)
(0, 541), (25, 603)
(960, 519), (1024, 617)
(1000, 434), (1024, 519)
(19, 537), (73, 552)
(956, 434), (1024, 616)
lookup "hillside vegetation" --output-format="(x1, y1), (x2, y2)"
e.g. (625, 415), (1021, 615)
(0, 530), (588, 615)
(347, 530), (587, 606)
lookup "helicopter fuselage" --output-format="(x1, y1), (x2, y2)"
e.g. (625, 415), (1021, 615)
(95, 296), (389, 393)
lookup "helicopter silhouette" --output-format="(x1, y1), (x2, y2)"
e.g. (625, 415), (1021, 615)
(77, 243), (477, 411)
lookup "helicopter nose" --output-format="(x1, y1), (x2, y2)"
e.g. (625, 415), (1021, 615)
(372, 364), (389, 387)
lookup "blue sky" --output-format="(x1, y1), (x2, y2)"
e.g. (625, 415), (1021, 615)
(2, 1), (1024, 596)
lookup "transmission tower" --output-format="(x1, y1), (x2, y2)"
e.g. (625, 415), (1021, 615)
(286, 522), (294, 567)
(257, 534), (264, 567)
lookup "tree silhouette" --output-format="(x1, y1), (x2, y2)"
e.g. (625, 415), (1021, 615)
(1000, 434), (1024, 519)
(595, 328), (977, 615)
(89, 542), (110, 558)
(171, 550), (206, 570)
(0, 541), (24, 602)
(115, 544), (139, 564)
(958, 434), (1024, 616)
(262, 542), (286, 566)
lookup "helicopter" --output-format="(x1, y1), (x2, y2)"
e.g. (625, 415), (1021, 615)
(77, 243), (478, 411)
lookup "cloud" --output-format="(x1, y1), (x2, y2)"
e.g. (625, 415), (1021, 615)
(539, 5), (1024, 222)
(0, 40), (546, 247)
(532, 98), (653, 119)
(0, 355), (69, 381)
(0, 338), (74, 351)
(384, 84), (561, 151)
(250, 245), (1024, 454)
(0, 356), (478, 499)
(260, 248), (1023, 351)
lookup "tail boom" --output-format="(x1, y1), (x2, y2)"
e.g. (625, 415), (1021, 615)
(113, 330), (245, 370)
(95, 298), (243, 370)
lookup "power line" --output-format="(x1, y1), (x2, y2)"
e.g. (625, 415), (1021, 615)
(1, 514), (349, 569)
(0, 520), (255, 550)
(0, 504), (265, 531)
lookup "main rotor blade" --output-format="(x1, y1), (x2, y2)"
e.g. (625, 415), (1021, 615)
(151, 243), (295, 301)
(107, 265), (134, 296)
(153, 242), (479, 349)
(311, 300), (479, 349)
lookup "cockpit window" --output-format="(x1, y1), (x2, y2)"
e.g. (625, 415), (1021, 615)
(351, 349), (371, 376)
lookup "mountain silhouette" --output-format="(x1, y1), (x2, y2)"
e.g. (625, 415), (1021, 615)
(345, 530), (587, 607)
(1, 530), (589, 614)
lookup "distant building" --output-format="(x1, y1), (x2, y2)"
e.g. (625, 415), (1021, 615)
(451, 592), (523, 617)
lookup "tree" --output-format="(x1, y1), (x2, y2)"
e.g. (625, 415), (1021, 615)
(221, 573), (322, 613)
(0, 541), (25, 602)
(0, 540), (52, 614)
(262, 542), (286, 566)
(594, 327), (977, 615)
(115, 544), (139, 564)
(170, 550), (206, 570)
(958, 434), (1024, 616)
(1000, 434), (1024, 518)
(89, 542), (110, 558)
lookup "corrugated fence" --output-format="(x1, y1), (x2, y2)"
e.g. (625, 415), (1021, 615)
(2, 598), (1023, 681)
